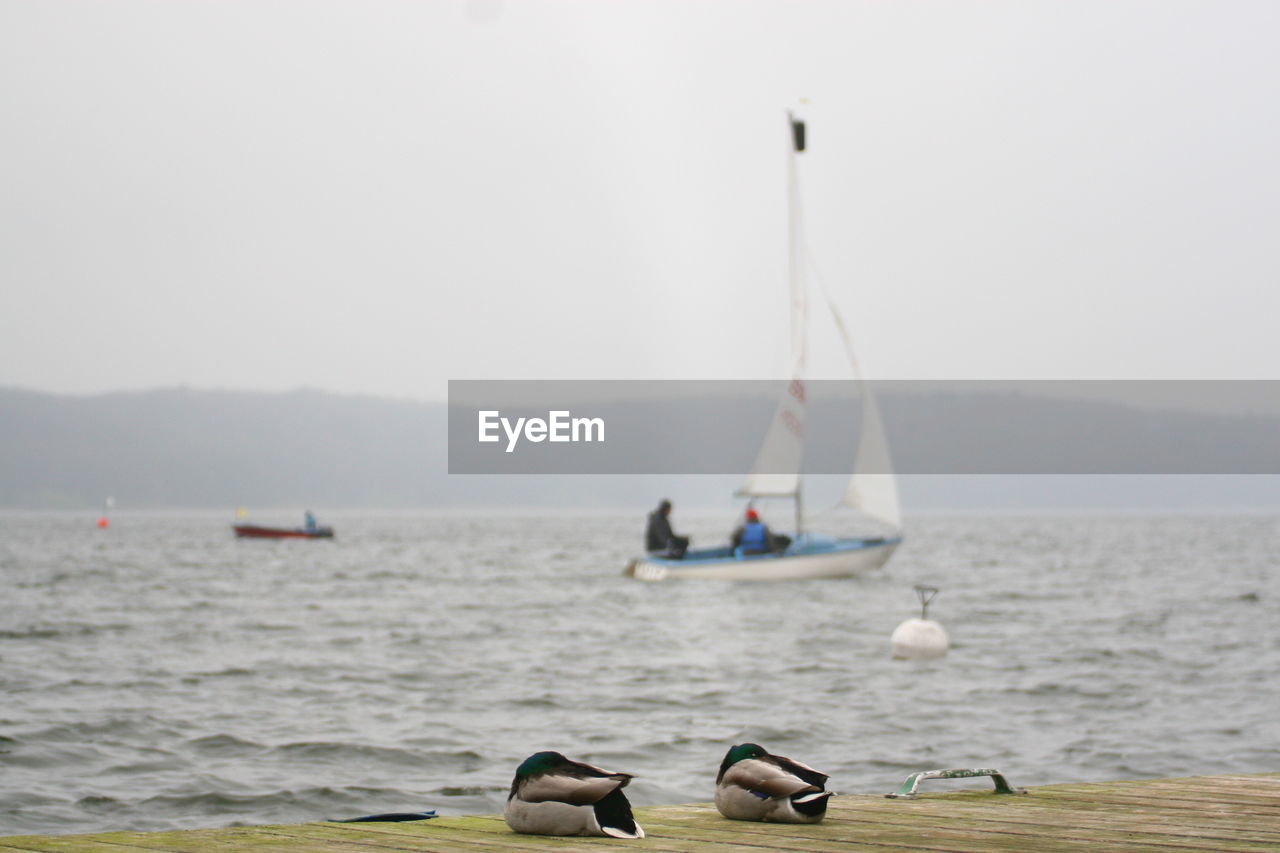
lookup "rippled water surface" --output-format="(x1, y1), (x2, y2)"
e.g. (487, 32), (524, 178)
(2, 510), (1278, 835)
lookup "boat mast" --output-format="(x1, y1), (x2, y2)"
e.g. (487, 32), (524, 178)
(789, 108), (806, 537)
(794, 487), (804, 537)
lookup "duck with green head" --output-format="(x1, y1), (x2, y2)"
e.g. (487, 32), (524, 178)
(715, 743), (833, 823)
(504, 751), (645, 838)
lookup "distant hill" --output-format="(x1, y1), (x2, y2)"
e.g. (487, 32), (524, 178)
(0, 387), (446, 508)
(2, 385), (1278, 510)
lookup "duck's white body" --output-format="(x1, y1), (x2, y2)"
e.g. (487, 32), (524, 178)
(505, 797), (628, 837)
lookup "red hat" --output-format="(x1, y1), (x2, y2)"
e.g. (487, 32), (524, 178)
(745, 509), (759, 521)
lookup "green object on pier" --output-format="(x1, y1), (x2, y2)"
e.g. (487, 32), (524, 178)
(886, 767), (1026, 799)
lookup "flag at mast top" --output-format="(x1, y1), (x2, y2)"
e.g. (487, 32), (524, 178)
(789, 99), (807, 152)
(789, 114), (806, 152)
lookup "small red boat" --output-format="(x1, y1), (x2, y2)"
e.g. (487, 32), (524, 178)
(232, 524), (335, 540)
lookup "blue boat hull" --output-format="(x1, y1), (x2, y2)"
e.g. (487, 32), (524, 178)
(624, 533), (901, 581)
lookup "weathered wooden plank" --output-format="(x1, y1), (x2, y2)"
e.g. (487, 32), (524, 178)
(470, 812), (891, 853)
(1054, 783), (1280, 813)
(0, 832), (223, 853)
(0, 826), (428, 853)
(650, 799), (1187, 850)
(835, 784), (1280, 821)
(1045, 785), (1280, 807)
(1029, 773), (1280, 809)
(1025, 788), (1280, 815)
(438, 813), (745, 851)
(283, 818), (739, 853)
(820, 812), (1259, 852)
(827, 801), (1280, 850)
(293, 814), (794, 853)
(636, 810), (952, 853)
(269, 824), (599, 852)
(860, 778), (1280, 851)
(1207, 775), (1280, 787)
(829, 795), (1280, 838)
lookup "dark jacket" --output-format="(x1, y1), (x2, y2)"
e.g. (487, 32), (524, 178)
(646, 510), (675, 552)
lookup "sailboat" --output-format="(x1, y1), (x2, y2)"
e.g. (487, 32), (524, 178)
(623, 111), (903, 582)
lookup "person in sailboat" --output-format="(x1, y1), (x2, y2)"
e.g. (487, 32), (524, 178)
(304, 510), (317, 532)
(730, 508), (791, 556)
(646, 499), (689, 559)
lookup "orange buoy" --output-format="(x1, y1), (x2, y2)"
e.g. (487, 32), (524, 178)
(97, 516), (110, 529)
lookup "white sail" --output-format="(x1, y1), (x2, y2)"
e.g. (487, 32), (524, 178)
(739, 377), (806, 497)
(815, 268), (903, 530)
(845, 388), (902, 529)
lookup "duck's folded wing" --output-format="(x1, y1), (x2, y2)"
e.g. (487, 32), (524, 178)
(519, 774), (626, 805)
(723, 759), (818, 798)
(772, 754), (829, 789)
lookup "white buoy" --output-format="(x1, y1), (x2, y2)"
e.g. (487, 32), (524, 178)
(891, 585), (949, 660)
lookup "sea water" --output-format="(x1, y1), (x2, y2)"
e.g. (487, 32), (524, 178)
(1, 510), (1277, 835)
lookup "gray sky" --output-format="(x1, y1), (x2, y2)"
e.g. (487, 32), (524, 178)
(3, 0), (1278, 402)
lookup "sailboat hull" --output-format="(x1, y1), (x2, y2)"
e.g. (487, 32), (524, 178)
(232, 524), (334, 540)
(624, 535), (900, 582)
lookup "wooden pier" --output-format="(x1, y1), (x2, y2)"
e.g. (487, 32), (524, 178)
(2, 773), (1277, 852)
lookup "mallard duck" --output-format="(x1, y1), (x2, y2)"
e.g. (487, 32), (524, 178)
(714, 743), (832, 823)
(503, 751), (645, 838)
